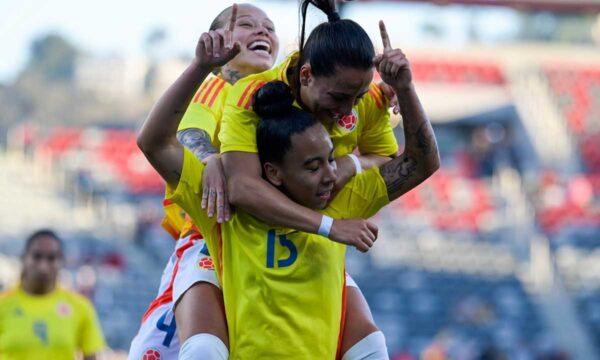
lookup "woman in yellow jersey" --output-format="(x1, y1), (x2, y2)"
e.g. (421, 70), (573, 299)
(129, 4), (280, 360)
(0, 230), (106, 360)
(137, 77), (439, 359)
(218, 0), (439, 357)
(132, 3), (395, 359)
(137, 2), (440, 358)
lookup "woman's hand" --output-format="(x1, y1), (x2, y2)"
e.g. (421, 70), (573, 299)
(202, 154), (231, 223)
(373, 20), (413, 93)
(195, 4), (241, 70)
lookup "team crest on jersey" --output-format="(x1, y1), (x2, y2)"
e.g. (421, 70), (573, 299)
(197, 243), (214, 270)
(337, 110), (358, 132)
(56, 302), (71, 317)
(142, 348), (161, 360)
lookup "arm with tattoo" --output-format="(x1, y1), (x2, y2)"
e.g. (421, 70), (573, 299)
(378, 85), (439, 201)
(176, 128), (218, 163)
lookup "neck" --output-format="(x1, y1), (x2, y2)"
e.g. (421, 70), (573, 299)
(221, 65), (247, 84)
(21, 277), (55, 296)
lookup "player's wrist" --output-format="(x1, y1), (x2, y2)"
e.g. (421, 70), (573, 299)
(318, 215), (334, 238)
(190, 58), (216, 77)
(392, 82), (414, 94)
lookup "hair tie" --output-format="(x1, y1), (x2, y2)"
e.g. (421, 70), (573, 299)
(327, 11), (340, 22)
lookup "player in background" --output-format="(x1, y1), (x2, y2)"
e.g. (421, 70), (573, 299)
(0, 230), (106, 360)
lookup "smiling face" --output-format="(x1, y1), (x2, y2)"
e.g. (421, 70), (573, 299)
(299, 64), (374, 123)
(220, 4), (280, 76)
(264, 123), (337, 210)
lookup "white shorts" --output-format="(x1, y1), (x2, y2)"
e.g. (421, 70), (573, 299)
(129, 232), (359, 360)
(128, 233), (218, 360)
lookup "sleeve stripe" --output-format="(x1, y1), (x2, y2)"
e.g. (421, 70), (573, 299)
(237, 80), (259, 107)
(244, 81), (266, 110)
(279, 63), (288, 82)
(369, 87), (383, 109)
(200, 78), (223, 104)
(207, 80), (227, 107)
(193, 78), (214, 103)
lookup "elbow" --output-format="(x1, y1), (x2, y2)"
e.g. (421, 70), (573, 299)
(136, 132), (149, 154)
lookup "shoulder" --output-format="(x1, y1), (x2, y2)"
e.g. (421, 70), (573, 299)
(0, 287), (18, 305)
(358, 83), (387, 112)
(58, 288), (95, 312)
(227, 74), (269, 111)
(191, 75), (229, 109)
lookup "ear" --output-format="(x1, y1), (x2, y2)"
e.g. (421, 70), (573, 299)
(263, 162), (283, 187)
(299, 64), (312, 86)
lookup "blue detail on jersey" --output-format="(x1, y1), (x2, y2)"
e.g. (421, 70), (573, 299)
(156, 310), (177, 347)
(277, 234), (298, 268)
(33, 320), (48, 346)
(266, 230), (275, 268)
(266, 230), (297, 268)
(200, 242), (210, 256)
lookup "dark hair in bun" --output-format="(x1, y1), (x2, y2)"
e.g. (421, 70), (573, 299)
(254, 81), (318, 165)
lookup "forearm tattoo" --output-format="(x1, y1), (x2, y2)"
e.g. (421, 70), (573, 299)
(380, 154), (418, 197)
(176, 128), (217, 161)
(414, 122), (433, 156)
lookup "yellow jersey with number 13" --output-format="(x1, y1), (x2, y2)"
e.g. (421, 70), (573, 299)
(167, 148), (389, 359)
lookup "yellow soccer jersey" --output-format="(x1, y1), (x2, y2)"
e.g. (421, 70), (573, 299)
(0, 286), (105, 360)
(166, 148), (389, 359)
(219, 52), (399, 158)
(178, 74), (230, 149)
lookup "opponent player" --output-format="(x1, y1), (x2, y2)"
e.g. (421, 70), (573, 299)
(0, 230), (106, 360)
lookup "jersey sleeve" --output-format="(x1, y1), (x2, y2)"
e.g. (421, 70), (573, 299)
(78, 298), (106, 356)
(165, 148), (215, 233)
(325, 167), (389, 219)
(357, 84), (399, 157)
(218, 78), (266, 154)
(178, 77), (227, 142)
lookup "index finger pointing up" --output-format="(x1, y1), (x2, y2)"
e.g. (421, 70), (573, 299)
(379, 20), (391, 51)
(228, 3), (238, 33)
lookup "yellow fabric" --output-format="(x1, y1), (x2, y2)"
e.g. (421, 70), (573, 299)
(219, 52), (399, 157)
(162, 74), (231, 239)
(166, 148), (389, 359)
(178, 74), (230, 148)
(0, 286), (105, 360)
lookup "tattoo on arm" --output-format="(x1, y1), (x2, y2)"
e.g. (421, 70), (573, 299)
(414, 122), (433, 155)
(380, 154), (418, 199)
(176, 128), (218, 161)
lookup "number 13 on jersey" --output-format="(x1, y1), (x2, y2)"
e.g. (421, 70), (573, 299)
(266, 230), (297, 268)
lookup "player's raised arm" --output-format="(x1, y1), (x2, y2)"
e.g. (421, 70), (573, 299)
(137, 5), (241, 187)
(373, 20), (440, 199)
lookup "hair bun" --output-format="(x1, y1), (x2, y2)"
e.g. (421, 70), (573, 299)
(252, 81), (294, 119)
